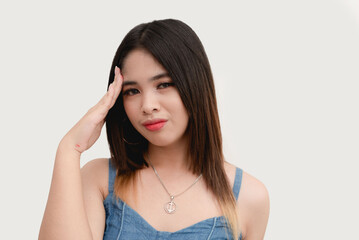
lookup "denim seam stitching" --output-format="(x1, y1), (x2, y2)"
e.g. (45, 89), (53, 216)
(116, 202), (126, 240)
(206, 217), (217, 240)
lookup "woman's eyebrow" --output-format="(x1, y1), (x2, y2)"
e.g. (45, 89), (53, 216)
(150, 72), (169, 81)
(122, 72), (170, 87)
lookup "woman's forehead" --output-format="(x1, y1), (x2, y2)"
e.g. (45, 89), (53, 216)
(121, 49), (165, 76)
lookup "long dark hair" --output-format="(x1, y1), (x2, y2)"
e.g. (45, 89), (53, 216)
(105, 19), (239, 239)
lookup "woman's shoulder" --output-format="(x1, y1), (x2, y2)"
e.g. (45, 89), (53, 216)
(80, 157), (110, 201)
(232, 165), (270, 239)
(238, 169), (269, 217)
(223, 161), (268, 202)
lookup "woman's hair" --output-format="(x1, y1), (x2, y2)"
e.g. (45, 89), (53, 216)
(105, 19), (240, 239)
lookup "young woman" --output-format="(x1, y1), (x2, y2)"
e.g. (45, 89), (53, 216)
(39, 19), (269, 240)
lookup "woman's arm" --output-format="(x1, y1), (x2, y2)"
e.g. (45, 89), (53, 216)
(38, 67), (123, 240)
(38, 140), (94, 240)
(239, 172), (270, 240)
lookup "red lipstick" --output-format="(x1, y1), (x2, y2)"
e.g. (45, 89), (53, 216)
(142, 119), (167, 131)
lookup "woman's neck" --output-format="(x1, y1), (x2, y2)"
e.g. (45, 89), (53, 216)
(146, 141), (191, 175)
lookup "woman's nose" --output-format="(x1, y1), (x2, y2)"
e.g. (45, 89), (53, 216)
(141, 91), (160, 114)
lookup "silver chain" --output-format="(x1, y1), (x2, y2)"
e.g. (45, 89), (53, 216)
(147, 157), (203, 199)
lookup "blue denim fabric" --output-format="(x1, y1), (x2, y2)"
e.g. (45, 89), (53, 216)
(103, 159), (243, 240)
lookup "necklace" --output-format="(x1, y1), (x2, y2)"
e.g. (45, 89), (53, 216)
(147, 157), (203, 214)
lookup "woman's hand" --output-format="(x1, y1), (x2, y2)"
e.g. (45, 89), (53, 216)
(61, 66), (123, 154)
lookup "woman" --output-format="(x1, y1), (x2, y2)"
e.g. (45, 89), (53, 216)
(39, 19), (269, 240)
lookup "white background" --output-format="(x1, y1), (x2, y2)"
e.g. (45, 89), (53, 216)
(0, 0), (358, 239)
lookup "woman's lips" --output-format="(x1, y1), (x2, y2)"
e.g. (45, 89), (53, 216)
(142, 119), (167, 131)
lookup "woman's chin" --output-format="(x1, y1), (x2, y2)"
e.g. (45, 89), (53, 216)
(147, 140), (173, 148)
(145, 136), (178, 148)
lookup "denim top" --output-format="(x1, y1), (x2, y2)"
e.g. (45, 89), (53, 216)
(103, 158), (243, 240)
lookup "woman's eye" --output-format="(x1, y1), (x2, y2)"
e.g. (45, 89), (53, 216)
(158, 82), (175, 89)
(123, 89), (139, 96)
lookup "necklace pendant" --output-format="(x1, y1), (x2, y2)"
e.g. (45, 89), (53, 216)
(164, 196), (176, 214)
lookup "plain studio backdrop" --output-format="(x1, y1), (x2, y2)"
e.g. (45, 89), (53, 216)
(0, 0), (358, 239)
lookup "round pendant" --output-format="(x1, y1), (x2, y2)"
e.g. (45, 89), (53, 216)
(164, 201), (176, 214)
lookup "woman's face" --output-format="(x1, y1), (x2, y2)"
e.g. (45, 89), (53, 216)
(121, 48), (189, 148)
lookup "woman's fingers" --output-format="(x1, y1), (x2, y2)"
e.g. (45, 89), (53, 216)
(91, 67), (123, 119)
(110, 66), (124, 107)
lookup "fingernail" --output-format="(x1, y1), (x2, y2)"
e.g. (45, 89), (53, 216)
(115, 66), (119, 75)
